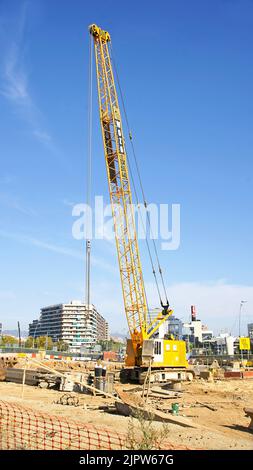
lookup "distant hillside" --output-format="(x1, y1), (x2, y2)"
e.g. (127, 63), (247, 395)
(110, 332), (128, 340)
(2, 330), (28, 338)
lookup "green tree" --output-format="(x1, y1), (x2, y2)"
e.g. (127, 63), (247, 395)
(35, 336), (53, 350)
(98, 339), (122, 352)
(56, 340), (69, 352)
(25, 336), (35, 348)
(0, 335), (19, 346)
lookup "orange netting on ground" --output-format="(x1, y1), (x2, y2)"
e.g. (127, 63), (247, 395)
(0, 400), (126, 450)
(0, 400), (191, 450)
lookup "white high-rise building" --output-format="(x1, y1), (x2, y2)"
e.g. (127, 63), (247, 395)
(29, 301), (109, 352)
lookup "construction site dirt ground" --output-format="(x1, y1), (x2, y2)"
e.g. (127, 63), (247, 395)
(0, 379), (252, 450)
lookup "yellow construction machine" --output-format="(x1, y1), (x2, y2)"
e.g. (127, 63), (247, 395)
(90, 24), (190, 383)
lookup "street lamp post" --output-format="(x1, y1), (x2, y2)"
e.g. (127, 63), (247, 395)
(239, 300), (247, 338)
(239, 300), (247, 362)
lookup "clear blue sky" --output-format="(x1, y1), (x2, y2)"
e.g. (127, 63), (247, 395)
(0, 0), (252, 334)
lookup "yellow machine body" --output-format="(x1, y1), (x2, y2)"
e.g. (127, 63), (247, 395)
(125, 338), (188, 368)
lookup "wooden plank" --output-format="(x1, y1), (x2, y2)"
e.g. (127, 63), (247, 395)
(115, 401), (200, 428)
(145, 392), (182, 399)
(151, 386), (181, 396)
(196, 401), (217, 411)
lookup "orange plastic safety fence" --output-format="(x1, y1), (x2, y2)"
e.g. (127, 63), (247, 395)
(0, 400), (126, 450)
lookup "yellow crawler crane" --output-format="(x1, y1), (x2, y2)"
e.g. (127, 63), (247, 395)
(90, 24), (189, 383)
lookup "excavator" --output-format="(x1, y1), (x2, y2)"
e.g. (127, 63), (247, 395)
(89, 24), (191, 383)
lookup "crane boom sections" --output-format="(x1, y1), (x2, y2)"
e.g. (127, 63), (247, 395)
(90, 24), (148, 348)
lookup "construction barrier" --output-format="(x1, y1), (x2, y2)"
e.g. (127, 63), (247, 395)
(224, 370), (253, 379)
(0, 400), (126, 450)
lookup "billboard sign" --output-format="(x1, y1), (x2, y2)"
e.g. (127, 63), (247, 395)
(239, 337), (250, 350)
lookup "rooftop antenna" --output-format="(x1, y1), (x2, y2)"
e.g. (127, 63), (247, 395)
(239, 300), (247, 337)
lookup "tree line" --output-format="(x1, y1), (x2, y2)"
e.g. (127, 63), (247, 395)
(0, 335), (69, 351)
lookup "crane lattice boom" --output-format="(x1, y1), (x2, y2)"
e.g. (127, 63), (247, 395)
(90, 24), (174, 360)
(90, 24), (148, 351)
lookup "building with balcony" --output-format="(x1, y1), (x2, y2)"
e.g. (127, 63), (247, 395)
(248, 323), (253, 340)
(29, 301), (109, 352)
(167, 315), (183, 339)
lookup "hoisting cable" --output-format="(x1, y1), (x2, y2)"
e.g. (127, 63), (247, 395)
(127, 150), (161, 326)
(127, 158), (163, 310)
(110, 44), (169, 308)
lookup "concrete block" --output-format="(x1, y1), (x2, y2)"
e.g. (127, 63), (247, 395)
(199, 370), (212, 380)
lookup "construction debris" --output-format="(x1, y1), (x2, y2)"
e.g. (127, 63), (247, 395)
(56, 393), (80, 407)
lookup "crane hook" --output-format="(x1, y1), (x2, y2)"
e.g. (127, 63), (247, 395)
(161, 300), (170, 316)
